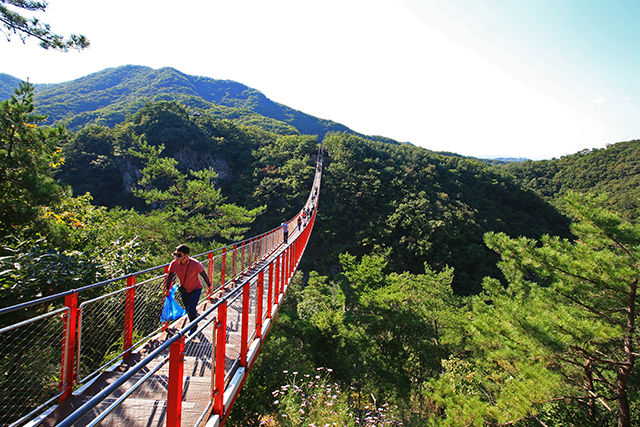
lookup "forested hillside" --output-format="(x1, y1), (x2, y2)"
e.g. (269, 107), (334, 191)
(501, 140), (640, 220)
(1, 73), (637, 427)
(53, 100), (572, 295)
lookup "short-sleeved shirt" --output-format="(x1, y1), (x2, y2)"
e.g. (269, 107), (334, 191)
(169, 257), (204, 292)
(282, 222), (289, 233)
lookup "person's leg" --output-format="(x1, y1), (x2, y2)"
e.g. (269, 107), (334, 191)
(179, 287), (202, 335)
(178, 286), (190, 317)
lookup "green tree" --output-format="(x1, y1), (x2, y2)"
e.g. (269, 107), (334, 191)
(127, 139), (265, 253)
(295, 253), (461, 406)
(429, 192), (638, 427)
(0, 81), (66, 237)
(1, 0), (89, 50)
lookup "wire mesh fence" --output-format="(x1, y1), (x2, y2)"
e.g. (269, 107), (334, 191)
(77, 274), (167, 385)
(0, 307), (69, 427)
(224, 291), (243, 385)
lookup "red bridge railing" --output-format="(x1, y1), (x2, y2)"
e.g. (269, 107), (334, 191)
(0, 148), (323, 427)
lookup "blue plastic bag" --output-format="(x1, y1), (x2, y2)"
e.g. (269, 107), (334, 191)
(161, 284), (186, 322)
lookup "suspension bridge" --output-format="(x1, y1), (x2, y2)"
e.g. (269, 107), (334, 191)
(0, 148), (324, 427)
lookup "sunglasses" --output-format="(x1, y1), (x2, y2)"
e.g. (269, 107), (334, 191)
(174, 253), (185, 258)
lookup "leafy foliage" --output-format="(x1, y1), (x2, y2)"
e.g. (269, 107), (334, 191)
(0, 81), (66, 237)
(125, 137), (265, 253)
(0, 0), (89, 50)
(426, 192), (639, 427)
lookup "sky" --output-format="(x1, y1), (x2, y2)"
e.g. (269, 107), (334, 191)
(2, 0), (639, 160)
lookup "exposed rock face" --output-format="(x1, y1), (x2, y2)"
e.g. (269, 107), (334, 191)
(118, 147), (232, 195)
(117, 158), (142, 194)
(174, 148), (232, 180)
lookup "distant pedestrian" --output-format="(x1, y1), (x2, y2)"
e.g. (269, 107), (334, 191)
(282, 222), (289, 244)
(297, 216), (302, 232)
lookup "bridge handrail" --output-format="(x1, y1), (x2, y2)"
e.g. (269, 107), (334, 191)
(0, 229), (279, 317)
(57, 159), (321, 427)
(0, 145), (323, 427)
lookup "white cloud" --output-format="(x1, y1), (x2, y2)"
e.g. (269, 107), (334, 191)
(590, 98), (608, 104)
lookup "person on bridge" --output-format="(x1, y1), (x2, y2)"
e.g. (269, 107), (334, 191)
(165, 244), (213, 335)
(281, 221), (289, 244)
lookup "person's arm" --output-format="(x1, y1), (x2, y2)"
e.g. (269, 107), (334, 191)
(200, 271), (213, 298)
(164, 271), (176, 297)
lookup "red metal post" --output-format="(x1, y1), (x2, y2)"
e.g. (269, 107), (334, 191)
(267, 262), (273, 319)
(240, 283), (249, 367)
(289, 245), (293, 278)
(221, 247), (227, 287)
(291, 243), (295, 276)
(288, 245), (292, 278)
(282, 251), (287, 291)
(166, 336), (185, 427)
(60, 292), (78, 401)
(208, 252), (214, 296)
(274, 256), (280, 298)
(123, 275), (136, 358)
(256, 271), (264, 339)
(214, 302), (227, 416)
(292, 241), (297, 271)
(241, 241), (246, 272)
(284, 247), (290, 285)
(280, 250), (285, 291)
(232, 244), (238, 278)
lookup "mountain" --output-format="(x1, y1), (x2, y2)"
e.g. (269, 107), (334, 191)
(3, 65), (398, 144)
(0, 73), (24, 99)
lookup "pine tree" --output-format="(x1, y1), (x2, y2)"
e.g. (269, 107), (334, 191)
(465, 192), (638, 427)
(0, 81), (66, 237)
(1, 0), (89, 50)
